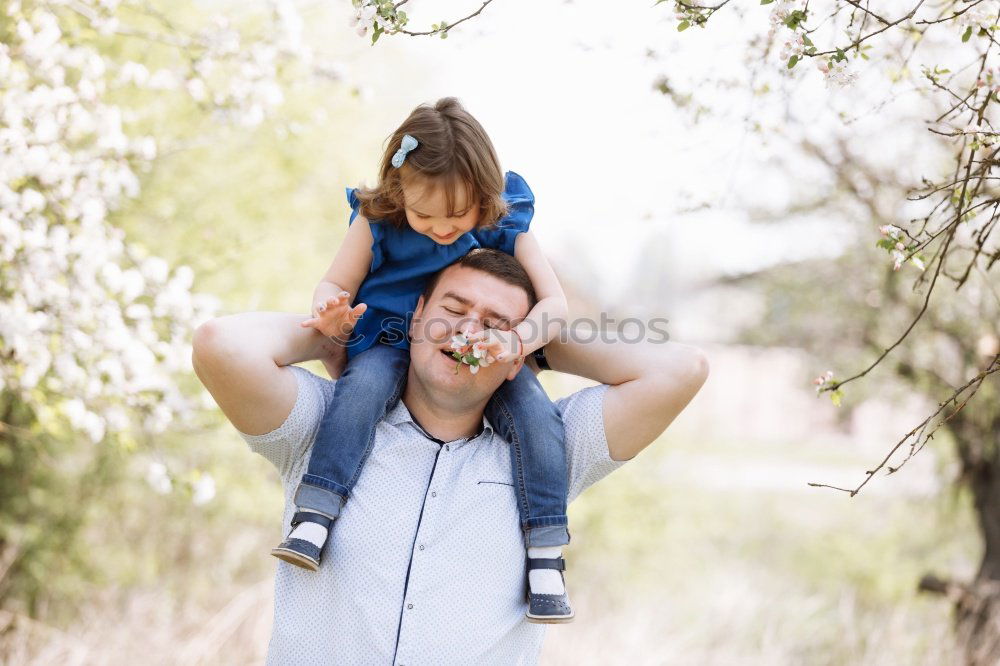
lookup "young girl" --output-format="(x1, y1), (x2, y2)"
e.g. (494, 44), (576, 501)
(271, 97), (574, 623)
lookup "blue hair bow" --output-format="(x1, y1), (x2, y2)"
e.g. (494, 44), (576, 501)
(391, 134), (419, 168)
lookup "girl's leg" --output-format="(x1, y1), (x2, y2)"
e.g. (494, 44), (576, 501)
(485, 365), (570, 548)
(273, 343), (409, 570)
(298, 342), (409, 515)
(485, 365), (574, 622)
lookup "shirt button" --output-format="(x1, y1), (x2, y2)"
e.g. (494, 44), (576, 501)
(445, 445), (450, 451)
(407, 603), (414, 610)
(419, 544), (425, 551)
(431, 491), (437, 497)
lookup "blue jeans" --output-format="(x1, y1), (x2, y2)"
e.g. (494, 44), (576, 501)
(293, 342), (570, 548)
(484, 365), (569, 547)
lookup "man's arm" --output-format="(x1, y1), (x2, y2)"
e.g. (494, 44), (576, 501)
(537, 326), (709, 461)
(192, 312), (343, 436)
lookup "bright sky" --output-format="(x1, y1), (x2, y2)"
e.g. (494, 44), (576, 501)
(306, 0), (908, 328)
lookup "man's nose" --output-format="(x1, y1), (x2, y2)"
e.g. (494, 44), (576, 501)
(459, 318), (484, 337)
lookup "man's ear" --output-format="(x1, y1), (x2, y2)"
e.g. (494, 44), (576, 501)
(504, 357), (523, 382)
(409, 295), (425, 338)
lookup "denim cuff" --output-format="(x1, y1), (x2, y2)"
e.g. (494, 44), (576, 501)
(525, 525), (570, 548)
(294, 479), (346, 519)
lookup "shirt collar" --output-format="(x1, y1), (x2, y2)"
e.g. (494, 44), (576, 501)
(385, 399), (495, 448)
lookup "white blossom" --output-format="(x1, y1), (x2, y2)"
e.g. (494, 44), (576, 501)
(192, 474), (217, 506)
(145, 462), (172, 494)
(879, 224), (902, 240)
(956, 2), (1000, 32)
(768, 0), (801, 26)
(117, 61), (149, 86)
(185, 77), (208, 101)
(892, 249), (906, 271)
(147, 68), (180, 90)
(0, 1), (331, 494)
(817, 58), (859, 88)
(0, 4), (223, 451)
(779, 34), (805, 61)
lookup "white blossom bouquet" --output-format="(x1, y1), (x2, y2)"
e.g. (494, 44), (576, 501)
(449, 333), (495, 375)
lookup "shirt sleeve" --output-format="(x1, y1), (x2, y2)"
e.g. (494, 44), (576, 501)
(471, 171), (534, 256)
(346, 187), (387, 273)
(556, 383), (627, 503)
(234, 365), (333, 480)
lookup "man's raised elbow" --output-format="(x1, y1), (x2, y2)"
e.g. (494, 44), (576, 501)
(191, 317), (231, 376)
(654, 344), (710, 402)
(192, 319), (216, 359)
(689, 347), (710, 389)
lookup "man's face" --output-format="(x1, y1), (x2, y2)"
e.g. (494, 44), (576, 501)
(409, 265), (531, 404)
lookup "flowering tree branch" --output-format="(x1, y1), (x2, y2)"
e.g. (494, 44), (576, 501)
(398, 0), (496, 37)
(349, 0), (498, 41)
(0, 0), (321, 491)
(808, 354), (1000, 496)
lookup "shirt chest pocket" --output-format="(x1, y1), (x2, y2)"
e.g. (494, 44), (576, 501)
(471, 477), (518, 513)
(465, 479), (521, 534)
(476, 479), (514, 488)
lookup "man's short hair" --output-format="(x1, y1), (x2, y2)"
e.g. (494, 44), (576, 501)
(422, 248), (538, 309)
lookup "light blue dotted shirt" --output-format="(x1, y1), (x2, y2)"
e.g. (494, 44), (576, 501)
(239, 366), (626, 665)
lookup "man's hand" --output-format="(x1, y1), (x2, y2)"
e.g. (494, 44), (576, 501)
(301, 291), (368, 341)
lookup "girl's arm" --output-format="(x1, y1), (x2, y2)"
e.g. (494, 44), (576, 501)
(311, 215), (376, 316)
(306, 216), (375, 378)
(509, 230), (568, 355)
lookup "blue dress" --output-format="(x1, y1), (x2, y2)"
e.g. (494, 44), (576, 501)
(345, 170), (535, 360)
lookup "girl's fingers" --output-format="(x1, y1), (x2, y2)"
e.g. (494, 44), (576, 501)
(320, 301), (352, 319)
(325, 291), (350, 307)
(350, 303), (367, 318)
(320, 291), (349, 308)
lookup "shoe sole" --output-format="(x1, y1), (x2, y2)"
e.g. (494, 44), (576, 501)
(525, 612), (575, 624)
(270, 547), (320, 571)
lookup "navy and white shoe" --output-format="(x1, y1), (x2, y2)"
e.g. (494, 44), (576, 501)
(525, 557), (575, 624)
(270, 511), (333, 572)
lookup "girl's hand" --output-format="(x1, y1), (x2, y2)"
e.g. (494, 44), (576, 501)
(464, 328), (522, 364)
(301, 291), (367, 340)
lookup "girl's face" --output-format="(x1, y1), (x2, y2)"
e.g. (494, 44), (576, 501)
(401, 178), (480, 245)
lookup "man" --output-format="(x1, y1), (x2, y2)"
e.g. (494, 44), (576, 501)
(192, 249), (708, 665)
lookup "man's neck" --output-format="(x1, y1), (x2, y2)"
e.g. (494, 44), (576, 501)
(400, 382), (487, 443)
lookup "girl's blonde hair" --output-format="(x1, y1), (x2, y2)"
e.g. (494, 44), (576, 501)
(354, 97), (508, 228)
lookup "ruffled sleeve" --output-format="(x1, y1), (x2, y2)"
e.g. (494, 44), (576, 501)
(346, 187), (385, 273)
(472, 171), (534, 256)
